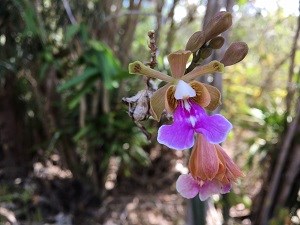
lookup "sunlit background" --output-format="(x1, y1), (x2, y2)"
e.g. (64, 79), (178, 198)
(0, 0), (299, 224)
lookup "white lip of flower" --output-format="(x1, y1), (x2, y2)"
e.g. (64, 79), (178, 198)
(174, 80), (196, 100)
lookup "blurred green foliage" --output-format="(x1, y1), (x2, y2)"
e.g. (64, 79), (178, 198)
(1, 0), (299, 223)
(1, 0), (151, 194)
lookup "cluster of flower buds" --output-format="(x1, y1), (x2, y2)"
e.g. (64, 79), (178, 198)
(127, 11), (248, 201)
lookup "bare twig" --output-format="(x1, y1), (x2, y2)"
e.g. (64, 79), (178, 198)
(257, 53), (291, 98)
(101, 10), (159, 26)
(164, 0), (179, 55)
(118, 0), (143, 65)
(62, 0), (77, 25)
(0, 207), (19, 225)
(286, 2), (300, 115)
(155, 0), (165, 44)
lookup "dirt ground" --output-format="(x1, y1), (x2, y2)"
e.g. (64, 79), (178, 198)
(0, 144), (251, 225)
(0, 146), (189, 225)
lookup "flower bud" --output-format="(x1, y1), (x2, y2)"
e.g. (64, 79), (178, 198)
(200, 47), (212, 59)
(185, 31), (205, 53)
(209, 36), (225, 49)
(220, 42), (249, 66)
(204, 11), (232, 42)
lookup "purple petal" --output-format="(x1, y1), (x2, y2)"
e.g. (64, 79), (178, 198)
(158, 122), (194, 150)
(198, 180), (232, 201)
(195, 114), (232, 144)
(220, 183), (231, 194)
(176, 174), (199, 199)
(157, 103), (194, 150)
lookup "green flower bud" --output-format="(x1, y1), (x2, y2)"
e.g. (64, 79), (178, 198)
(200, 47), (212, 59)
(208, 36), (225, 49)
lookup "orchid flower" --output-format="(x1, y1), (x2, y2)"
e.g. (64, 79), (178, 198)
(157, 98), (232, 150)
(129, 50), (231, 150)
(176, 134), (244, 201)
(128, 50), (224, 121)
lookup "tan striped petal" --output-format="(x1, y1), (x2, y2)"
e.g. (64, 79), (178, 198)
(190, 81), (211, 108)
(165, 85), (177, 113)
(150, 84), (170, 121)
(202, 84), (222, 111)
(167, 50), (191, 78)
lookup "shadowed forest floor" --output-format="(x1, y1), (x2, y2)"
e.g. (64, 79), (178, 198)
(0, 147), (188, 225)
(0, 144), (253, 225)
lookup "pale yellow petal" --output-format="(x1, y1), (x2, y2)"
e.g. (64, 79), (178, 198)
(129, 61), (174, 82)
(182, 60), (224, 82)
(150, 84), (170, 121)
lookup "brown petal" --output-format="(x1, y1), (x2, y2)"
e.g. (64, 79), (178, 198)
(189, 134), (219, 181)
(129, 61), (174, 82)
(216, 145), (245, 180)
(182, 60), (224, 82)
(215, 147), (226, 181)
(189, 136), (206, 180)
(203, 84), (222, 111)
(185, 31), (206, 52)
(189, 81), (211, 107)
(165, 85), (177, 113)
(167, 50), (192, 78)
(150, 84), (170, 121)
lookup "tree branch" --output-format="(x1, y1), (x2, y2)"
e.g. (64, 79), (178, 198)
(286, 2), (300, 115)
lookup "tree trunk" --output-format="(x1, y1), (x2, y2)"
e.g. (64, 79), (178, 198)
(252, 8), (300, 224)
(252, 100), (300, 225)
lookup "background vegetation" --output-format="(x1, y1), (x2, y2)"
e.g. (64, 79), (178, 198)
(0, 0), (299, 224)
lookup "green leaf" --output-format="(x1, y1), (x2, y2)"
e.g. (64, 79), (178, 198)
(68, 80), (95, 109)
(73, 125), (93, 142)
(57, 67), (99, 92)
(39, 63), (49, 80)
(65, 24), (81, 42)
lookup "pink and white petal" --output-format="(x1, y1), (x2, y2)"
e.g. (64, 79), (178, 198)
(198, 180), (220, 201)
(176, 174), (199, 199)
(195, 114), (232, 144)
(157, 122), (194, 150)
(199, 180), (231, 201)
(198, 180), (231, 201)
